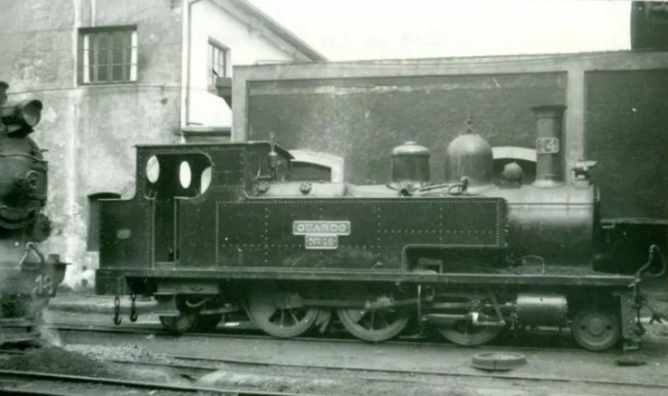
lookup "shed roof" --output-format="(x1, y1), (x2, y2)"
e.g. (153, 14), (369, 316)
(212, 0), (327, 62)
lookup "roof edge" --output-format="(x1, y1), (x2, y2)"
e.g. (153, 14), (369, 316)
(227, 0), (327, 62)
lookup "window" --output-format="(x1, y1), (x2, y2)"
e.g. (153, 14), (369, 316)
(79, 26), (137, 84)
(209, 40), (228, 88)
(87, 192), (121, 251)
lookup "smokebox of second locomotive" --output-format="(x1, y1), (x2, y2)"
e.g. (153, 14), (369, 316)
(390, 141), (431, 187)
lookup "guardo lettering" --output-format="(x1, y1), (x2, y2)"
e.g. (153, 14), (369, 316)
(293, 221), (351, 236)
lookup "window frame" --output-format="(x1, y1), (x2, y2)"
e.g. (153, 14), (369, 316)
(208, 39), (229, 90)
(78, 25), (138, 86)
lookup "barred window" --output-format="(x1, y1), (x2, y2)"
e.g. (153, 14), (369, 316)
(80, 26), (138, 84)
(209, 40), (229, 88)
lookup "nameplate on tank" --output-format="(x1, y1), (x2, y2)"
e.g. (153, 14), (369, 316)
(293, 221), (351, 236)
(304, 235), (339, 250)
(535, 137), (560, 154)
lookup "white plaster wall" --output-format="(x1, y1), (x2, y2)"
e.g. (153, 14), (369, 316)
(187, 0), (294, 128)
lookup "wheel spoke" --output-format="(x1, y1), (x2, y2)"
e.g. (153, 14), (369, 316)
(279, 310), (286, 328)
(289, 309), (299, 325)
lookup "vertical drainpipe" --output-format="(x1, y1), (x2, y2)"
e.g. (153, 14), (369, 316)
(180, 0), (190, 141)
(66, 0), (82, 286)
(181, 0), (203, 143)
(91, 0), (96, 27)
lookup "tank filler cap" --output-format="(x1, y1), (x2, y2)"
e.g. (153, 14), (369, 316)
(391, 141), (430, 157)
(390, 141), (431, 188)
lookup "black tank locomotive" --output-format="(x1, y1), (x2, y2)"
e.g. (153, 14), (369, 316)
(0, 92), (67, 344)
(96, 104), (665, 352)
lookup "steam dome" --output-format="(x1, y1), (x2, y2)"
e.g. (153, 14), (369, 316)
(444, 133), (493, 188)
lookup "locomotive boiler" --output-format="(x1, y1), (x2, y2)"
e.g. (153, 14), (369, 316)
(0, 86), (67, 345)
(96, 103), (665, 352)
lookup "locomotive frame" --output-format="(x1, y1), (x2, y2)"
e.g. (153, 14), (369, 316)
(95, 104), (664, 352)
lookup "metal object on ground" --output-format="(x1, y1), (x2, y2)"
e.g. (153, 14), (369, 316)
(616, 352), (648, 367)
(471, 352), (527, 372)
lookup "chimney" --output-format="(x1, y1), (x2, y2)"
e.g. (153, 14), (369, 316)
(531, 104), (567, 188)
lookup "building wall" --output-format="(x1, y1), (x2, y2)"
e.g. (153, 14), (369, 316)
(0, 0), (183, 288)
(586, 69), (668, 221)
(246, 74), (567, 185)
(186, 0), (295, 128)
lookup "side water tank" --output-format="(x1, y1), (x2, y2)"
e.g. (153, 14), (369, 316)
(444, 132), (493, 188)
(390, 141), (430, 187)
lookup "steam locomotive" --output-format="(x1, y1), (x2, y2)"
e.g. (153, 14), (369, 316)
(95, 104), (665, 352)
(0, 85), (67, 345)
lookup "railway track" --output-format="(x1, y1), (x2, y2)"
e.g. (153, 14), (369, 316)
(45, 320), (587, 354)
(1, 346), (668, 396)
(0, 369), (316, 396)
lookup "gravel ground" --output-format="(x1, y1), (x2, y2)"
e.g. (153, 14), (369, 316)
(63, 344), (174, 365)
(0, 347), (113, 377)
(30, 288), (668, 395)
(0, 346), (190, 387)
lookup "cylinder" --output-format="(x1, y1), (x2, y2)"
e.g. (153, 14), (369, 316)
(515, 293), (568, 327)
(531, 104), (567, 188)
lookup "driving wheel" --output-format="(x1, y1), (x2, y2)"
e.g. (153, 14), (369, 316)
(439, 320), (502, 347)
(247, 285), (321, 338)
(337, 308), (411, 342)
